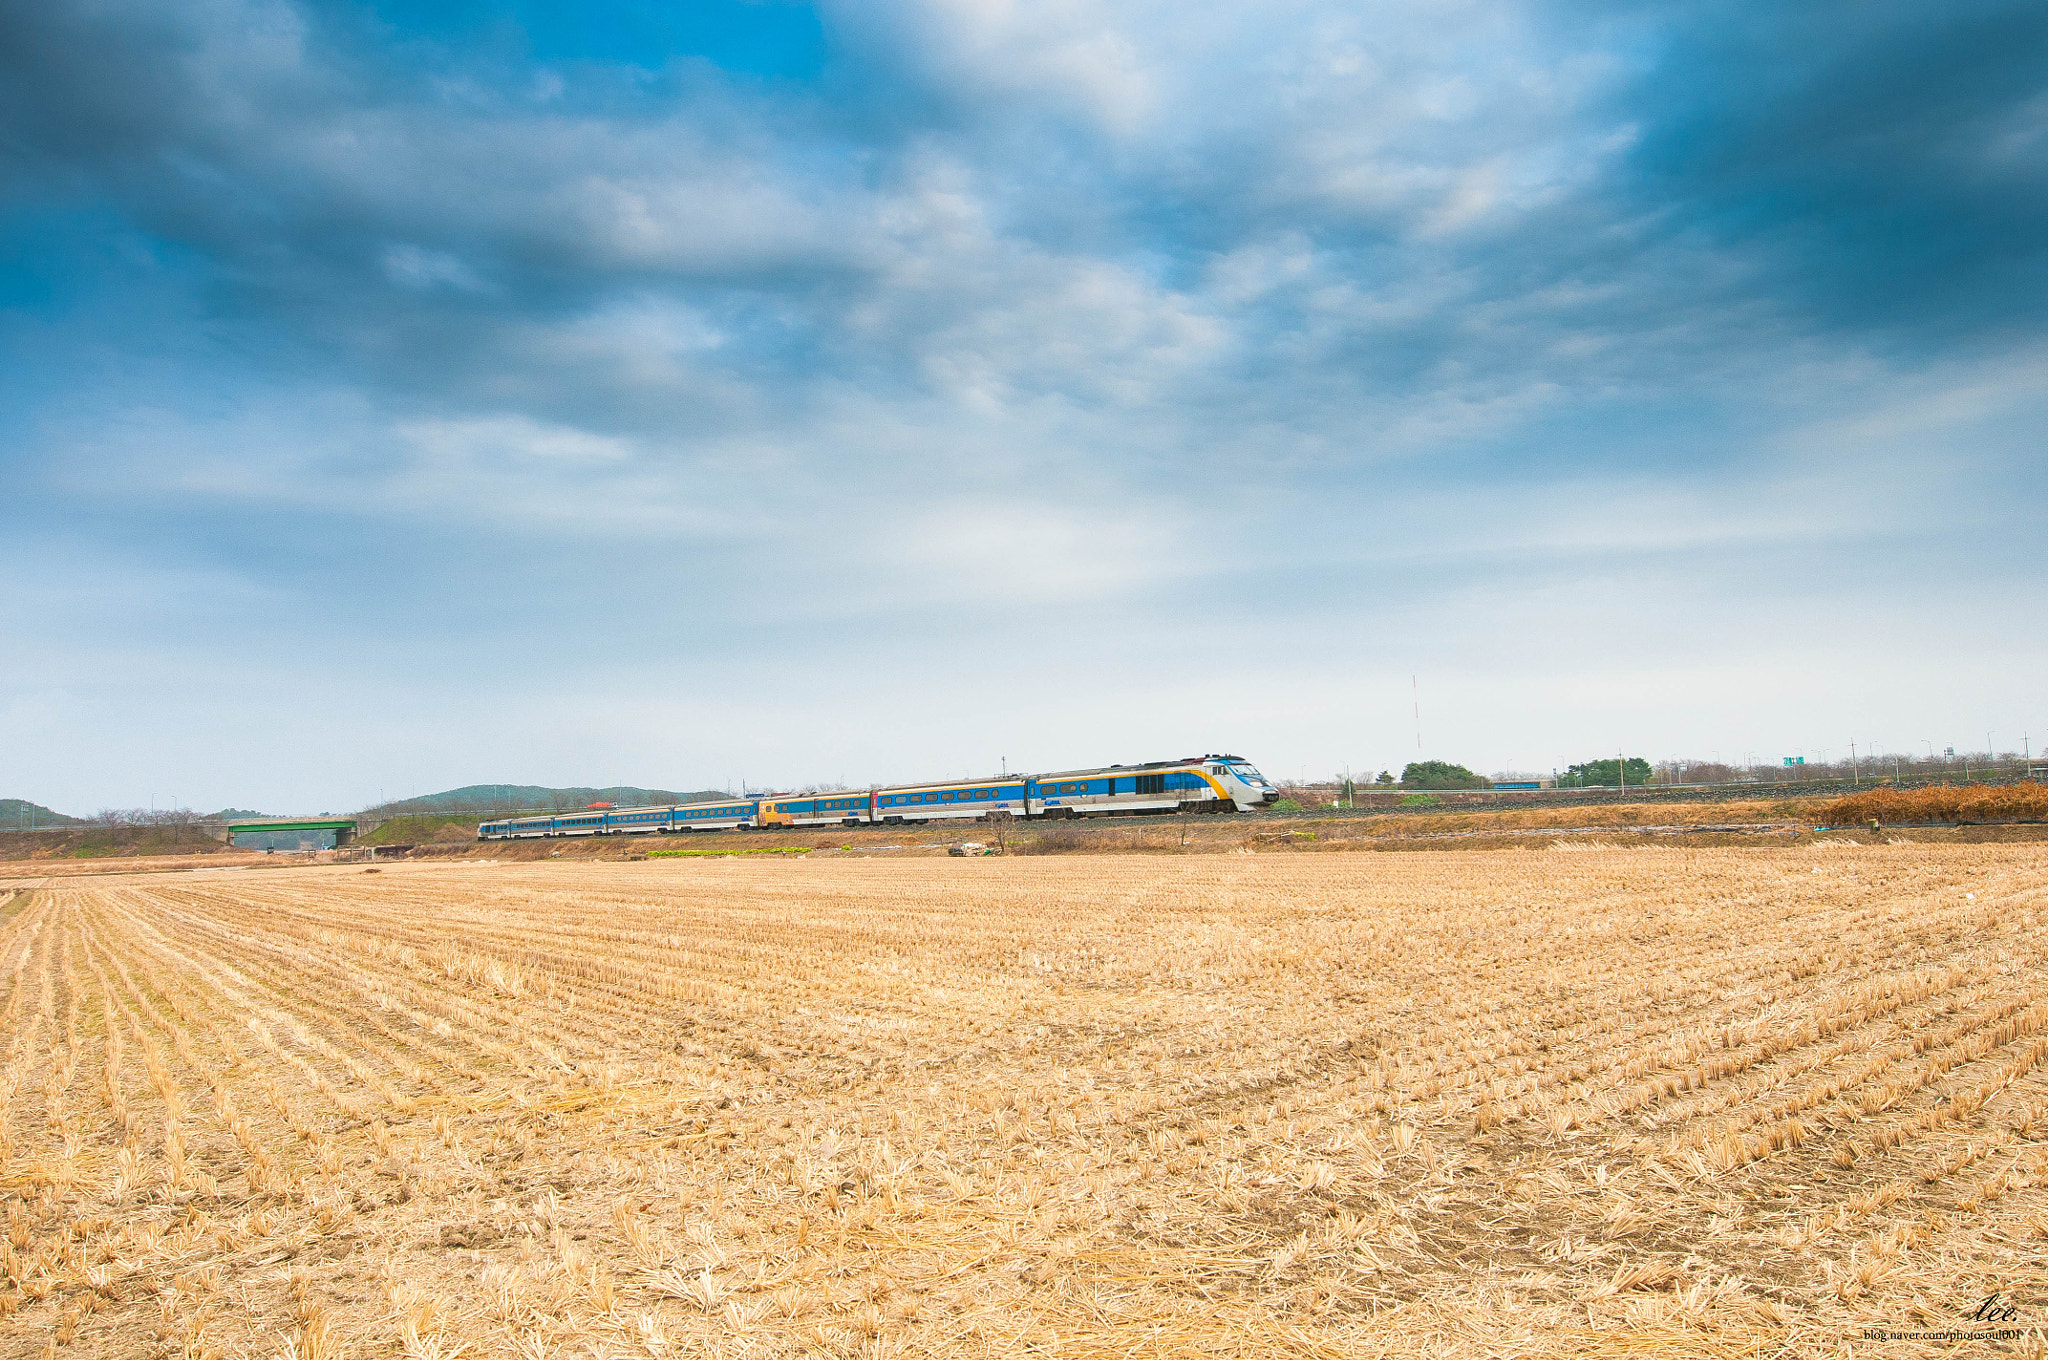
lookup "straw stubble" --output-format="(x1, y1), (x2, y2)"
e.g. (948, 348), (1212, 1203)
(0, 846), (2044, 1356)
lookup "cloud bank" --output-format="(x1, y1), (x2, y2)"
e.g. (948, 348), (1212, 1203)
(2, 0), (2044, 809)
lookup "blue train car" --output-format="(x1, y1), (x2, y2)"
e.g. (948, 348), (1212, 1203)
(477, 797), (759, 840)
(666, 799), (758, 831)
(480, 813), (555, 839)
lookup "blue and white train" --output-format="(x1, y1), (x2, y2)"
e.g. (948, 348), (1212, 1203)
(477, 755), (1279, 839)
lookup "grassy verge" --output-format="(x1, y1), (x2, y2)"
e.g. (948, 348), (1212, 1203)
(646, 846), (817, 858)
(358, 814), (483, 845)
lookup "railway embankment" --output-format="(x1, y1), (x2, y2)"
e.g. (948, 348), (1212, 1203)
(14, 793), (2048, 871)
(417, 796), (2048, 861)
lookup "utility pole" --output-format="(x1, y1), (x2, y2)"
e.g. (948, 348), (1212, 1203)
(1412, 675), (1421, 752)
(1617, 749), (1624, 792)
(1850, 738), (1857, 786)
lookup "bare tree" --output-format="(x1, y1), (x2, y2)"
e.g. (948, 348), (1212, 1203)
(983, 810), (1014, 855)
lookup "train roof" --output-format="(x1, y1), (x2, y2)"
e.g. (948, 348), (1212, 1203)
(1031, 754), (1245, 779)
(489, 796), (755, 821)
(866, 777), (1017, 794)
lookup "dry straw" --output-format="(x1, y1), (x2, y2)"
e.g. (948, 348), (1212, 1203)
(0, 847), (2043, 1357)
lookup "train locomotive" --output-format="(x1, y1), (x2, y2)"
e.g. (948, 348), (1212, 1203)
(477, 755), (1278, 839)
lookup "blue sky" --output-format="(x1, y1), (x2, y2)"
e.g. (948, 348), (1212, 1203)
(3, 0), (2044, 813)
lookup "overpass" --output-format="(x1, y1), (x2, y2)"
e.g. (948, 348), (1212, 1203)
(226, 819), (357, 849)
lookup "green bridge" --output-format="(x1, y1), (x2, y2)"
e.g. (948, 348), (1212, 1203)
(226, 819), (358, 848)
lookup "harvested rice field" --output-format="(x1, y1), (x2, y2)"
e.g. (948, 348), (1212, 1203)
(3, 847), (2047, 1357)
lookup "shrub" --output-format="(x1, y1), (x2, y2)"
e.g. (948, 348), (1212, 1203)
(1400, 761), (1490, 789)
(1560, 757), (1652, 788)
(1020, 826), (1092, 854)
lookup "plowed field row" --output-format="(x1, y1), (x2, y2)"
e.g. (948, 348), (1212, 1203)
(2, 847), (2045, 1357)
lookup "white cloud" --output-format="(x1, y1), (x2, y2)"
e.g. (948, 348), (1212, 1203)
(381, 243), (491, 292)
(396, 414), (635, 463)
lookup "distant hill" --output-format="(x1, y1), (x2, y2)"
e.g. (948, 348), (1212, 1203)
(0, 798), (80, 828)
(360, 785), (730, 817)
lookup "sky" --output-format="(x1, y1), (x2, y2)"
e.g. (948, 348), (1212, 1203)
(3, 0), (2045, 813)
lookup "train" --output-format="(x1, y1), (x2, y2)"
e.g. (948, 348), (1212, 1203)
(476, 754), (1278, 839)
